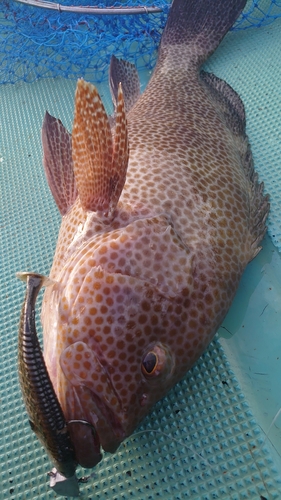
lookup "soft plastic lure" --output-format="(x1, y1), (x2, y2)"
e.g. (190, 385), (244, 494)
(17, 272), (79, 496)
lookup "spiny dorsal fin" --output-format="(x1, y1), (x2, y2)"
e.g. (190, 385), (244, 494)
(109, 55), (140, 114)
(42, 112), (78, 215)
(72, 79), (129, 217)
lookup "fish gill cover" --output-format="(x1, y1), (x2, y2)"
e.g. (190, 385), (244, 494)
(0, 0), (281, 84)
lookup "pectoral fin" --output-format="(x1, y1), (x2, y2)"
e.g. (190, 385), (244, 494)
(42, 112), (78, 215)
(72, 79), (129, 217)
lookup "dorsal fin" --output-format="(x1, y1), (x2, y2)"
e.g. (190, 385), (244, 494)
(42, 112), (78, 215)
(109, 55), (140, 114)
(199, 70), (269, 260)
(72, 79), (129, 217)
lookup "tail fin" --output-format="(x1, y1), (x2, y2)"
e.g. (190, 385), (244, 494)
(160, 0), (246, 64)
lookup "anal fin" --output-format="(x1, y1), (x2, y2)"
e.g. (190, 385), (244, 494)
(72, 79), (129, 217)
(42, 112), (78, 215)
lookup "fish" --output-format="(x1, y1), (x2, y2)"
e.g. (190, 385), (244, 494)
(18, 0), (270, 494)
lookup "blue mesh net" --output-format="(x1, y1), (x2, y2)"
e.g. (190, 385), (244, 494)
(0, 0), (281, 84)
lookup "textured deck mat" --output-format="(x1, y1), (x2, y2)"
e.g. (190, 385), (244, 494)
(0, 15), (281, 500)
(1, 337), (281, 499)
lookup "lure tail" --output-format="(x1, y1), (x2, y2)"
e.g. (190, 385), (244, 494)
(159, 0), (247, 64)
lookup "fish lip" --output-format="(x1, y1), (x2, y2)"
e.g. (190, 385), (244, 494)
(66, 383), (125, 466)
(55, 338), (125, 461)
(86, 387), (126, 453)
(67, 419), (102, 469)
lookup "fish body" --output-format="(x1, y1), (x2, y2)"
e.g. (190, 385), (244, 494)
(38, 0), (269, 471)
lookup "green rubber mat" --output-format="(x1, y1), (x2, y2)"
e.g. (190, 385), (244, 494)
(1, 16), (281, 500)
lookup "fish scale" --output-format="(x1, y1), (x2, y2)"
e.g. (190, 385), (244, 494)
(17, 0), (269, 495)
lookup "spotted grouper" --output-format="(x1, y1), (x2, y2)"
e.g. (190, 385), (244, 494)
(18, 0), (269, 494)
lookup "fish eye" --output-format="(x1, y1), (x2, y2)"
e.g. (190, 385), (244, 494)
(141, 343), (174, 379)
(142, 351), (158, 376)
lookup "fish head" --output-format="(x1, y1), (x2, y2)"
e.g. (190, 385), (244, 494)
(42, 213), (194, 468)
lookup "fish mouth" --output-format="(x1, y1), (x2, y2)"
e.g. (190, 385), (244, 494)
(67, 419), (102, 470)
(87, 386), (126, 450)
(58, 339), (127, 464)
(66, 384), (125, 469)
